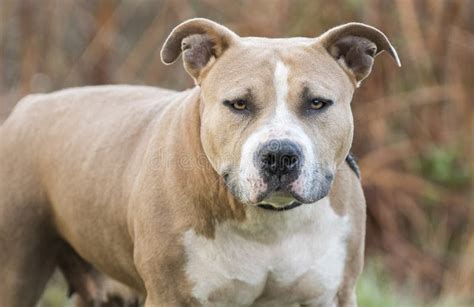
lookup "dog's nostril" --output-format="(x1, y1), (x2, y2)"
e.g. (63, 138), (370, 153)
(261, 153), (278, 171)
(281, 155), (299, 171)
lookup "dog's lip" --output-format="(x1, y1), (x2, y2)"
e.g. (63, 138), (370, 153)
(255, 186), (324, 206)
(258, 200), (300, 206)
(257, 200), (303, 211)
(256, 190), (298, 207)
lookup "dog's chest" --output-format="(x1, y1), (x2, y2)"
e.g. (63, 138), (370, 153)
(183, 199), (350, 306)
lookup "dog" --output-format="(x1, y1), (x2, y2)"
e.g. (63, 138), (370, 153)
(57, 243), (140, 306)
(0, 18), (399, 306)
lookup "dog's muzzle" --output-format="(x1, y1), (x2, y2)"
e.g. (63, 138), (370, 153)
(254, 139), (303, 192)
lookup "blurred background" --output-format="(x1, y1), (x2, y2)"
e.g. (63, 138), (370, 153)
(0, 0), (472, 306)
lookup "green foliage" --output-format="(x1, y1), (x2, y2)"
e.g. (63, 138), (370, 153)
(39, 273), (73, 307)
(357, 261), (470, 307)
(357, 261), (421, 307)
(415, 145), (471, 189)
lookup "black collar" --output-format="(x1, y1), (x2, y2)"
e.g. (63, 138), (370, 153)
(257, 201), (303, 211)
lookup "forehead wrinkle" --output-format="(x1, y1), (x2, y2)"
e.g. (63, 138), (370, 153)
(300, 84), (335, 101)
(285, 47), (353, 103)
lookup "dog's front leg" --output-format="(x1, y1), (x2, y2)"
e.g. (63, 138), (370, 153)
(335, 288), (357, 307)
(133, 226), (199, 307)
(136, 259), (200, 307)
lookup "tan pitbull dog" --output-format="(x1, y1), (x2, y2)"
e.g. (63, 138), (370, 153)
(0, 18), (399, 306)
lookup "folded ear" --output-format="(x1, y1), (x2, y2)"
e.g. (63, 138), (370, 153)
(319, 22), (401, 86)
(161, 18), (239, 84)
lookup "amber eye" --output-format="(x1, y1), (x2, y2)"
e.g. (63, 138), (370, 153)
(231, 99), (247, 111)
(310, 99), (326, 110)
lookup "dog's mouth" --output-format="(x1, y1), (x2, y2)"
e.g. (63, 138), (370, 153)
(257, 200), (303, 211)
(222, 168), (331, 209)
(260, 189), (294, 205)
(253, 181), (306, 203)
(255, 190), (303, 211)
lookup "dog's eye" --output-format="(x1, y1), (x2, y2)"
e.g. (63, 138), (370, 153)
(224, 99), (248, 111)
(311, 99), (325, 110)
(309, 98), (333, 111)
(232, 99), (247, 110)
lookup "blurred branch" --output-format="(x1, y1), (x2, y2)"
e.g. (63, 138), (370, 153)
(62, 0), (134, 86)
(117, 0), (171, 82)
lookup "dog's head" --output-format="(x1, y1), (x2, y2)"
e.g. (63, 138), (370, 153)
(161, 18), (399, 208)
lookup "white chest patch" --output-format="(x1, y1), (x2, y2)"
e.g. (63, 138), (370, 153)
(183, 198), (350, 306)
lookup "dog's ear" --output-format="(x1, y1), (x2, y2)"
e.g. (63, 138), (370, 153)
(319, 22), (401, 86)
(161, 18), (239, 84)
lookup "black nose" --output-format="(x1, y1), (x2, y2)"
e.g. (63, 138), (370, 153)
(256, 139), (303, 179)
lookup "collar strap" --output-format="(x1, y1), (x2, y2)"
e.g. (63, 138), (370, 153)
(257, 201), (303, 211)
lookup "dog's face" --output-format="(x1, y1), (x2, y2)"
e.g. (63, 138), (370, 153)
(199, 42), (355, 205)
(162, 19), (400, 207)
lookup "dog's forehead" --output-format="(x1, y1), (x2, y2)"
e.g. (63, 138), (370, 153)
(235, 36), (320, 64)
(206, 37), (351, 101)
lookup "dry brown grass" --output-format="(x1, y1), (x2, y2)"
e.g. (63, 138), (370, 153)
(1, 0), (472, 302)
